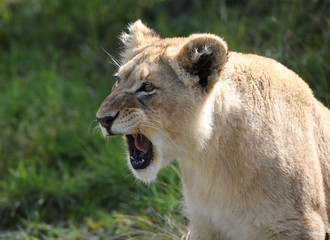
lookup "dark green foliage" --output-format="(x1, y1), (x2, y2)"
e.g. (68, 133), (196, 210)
(0, 0), (328, 238)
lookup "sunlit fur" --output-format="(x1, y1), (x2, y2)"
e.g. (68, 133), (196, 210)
(97, 20), (330, 239)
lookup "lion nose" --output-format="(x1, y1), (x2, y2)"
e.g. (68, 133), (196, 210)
(96, 112), (119, 129)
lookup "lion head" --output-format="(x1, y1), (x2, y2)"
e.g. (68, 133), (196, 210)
(96, 20), (227, 182)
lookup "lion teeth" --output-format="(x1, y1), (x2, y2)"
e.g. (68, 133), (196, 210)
(130, 156), (145, 163)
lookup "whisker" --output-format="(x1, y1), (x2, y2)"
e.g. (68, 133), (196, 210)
(102, 48), (120, 68)
(140, 123), (162, 132)
(89, 119), (99, 135)
(105, 60), (119, 67)
(140, 123), (182, 151)
(148, 116), (179, 140)
(148, 117), (162, 125)
(92, 125), (101, 135)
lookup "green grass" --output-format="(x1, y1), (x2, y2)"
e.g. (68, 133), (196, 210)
(0, 0), (329, 239)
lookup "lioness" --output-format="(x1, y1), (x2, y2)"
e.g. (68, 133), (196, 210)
(96, 20), (330, 239)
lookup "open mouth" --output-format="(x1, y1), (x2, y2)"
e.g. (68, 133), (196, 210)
(126, 134), (153, 170)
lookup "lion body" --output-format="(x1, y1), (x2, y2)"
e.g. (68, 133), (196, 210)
(97, 21), (330, 239)
(180, 52), (330, 239)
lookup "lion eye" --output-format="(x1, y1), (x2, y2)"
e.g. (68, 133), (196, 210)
(111, 75), (121, 91)
(141, 82), (155, 92)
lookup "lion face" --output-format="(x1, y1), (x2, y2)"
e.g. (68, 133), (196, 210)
(96, 20), (227, 182)
(97, 56), (191, 182)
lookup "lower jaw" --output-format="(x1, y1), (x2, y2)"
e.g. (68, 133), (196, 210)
(129, 163), (159, 183)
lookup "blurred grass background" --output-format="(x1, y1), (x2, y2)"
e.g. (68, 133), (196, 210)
(0, 0), (329, 239)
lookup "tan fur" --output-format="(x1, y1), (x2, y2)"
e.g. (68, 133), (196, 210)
(97, 20), (330, 239)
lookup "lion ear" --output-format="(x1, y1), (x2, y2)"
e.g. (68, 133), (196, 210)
(119, 20), (160, 62)
(176, 34), (228, 90)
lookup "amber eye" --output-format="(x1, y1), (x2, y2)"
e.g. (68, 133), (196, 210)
(141, 82), (155, 92)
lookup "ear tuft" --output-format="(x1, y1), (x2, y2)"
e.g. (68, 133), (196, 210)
(176, 34), (228, 90)
(119, 20), (160, 63)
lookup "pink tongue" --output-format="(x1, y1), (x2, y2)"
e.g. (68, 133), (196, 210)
(133, 134), (151, 153)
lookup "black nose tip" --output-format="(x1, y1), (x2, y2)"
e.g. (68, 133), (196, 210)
(96, 112), (119, 129)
